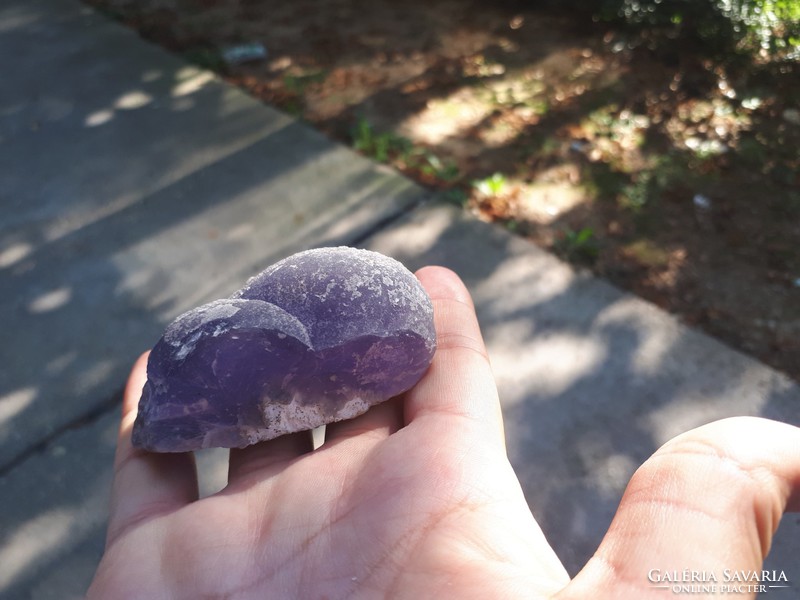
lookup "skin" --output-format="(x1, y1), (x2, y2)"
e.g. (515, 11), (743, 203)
(89, 266), (800, 600)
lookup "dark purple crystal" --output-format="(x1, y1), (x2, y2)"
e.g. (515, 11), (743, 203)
(132, 247), (436, 452)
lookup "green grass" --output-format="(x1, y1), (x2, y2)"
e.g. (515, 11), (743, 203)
(351, 117), (460, 183)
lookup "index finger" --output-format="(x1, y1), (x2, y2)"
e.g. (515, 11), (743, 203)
(404, 266), (505, 446)
(105, 352), (199, 545)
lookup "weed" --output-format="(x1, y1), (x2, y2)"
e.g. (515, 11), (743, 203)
(374, 133), (395, 162)
(474, 172), (509, 197)
(351, 117), (460, 184)
(352, 118), (393, 160)
(418, 153), (460, 182)
(556, 227), (600, 264)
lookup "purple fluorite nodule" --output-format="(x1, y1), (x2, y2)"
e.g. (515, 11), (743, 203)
(132, 247), (436, 452)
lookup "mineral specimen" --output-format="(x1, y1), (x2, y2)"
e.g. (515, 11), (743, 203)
(132, 247), (436, 452)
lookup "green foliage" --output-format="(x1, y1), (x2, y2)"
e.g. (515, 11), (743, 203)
(616, 153), (696, 213)
(620, 174), (653, 212)
(352, 118), (404, 162)
(551, 0), (800, 56)
(556, 227), (600, 264)
(351, 118), (459, 182)
(473, 173), (509, 196)
(418, 153), (460, 181)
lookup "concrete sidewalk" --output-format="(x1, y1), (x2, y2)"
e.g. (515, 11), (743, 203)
(1, 1), (798, 598)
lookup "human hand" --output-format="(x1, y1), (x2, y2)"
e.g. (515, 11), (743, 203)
(88, 267), (800, 599)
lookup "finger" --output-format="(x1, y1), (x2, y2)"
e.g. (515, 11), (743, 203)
(558, 417), (800, 600)
(107, 352), (199, 546)
(404, 266), (504, 445)
(323, 396), (403, 445)
(409, 266), (569, 591)
(228, 430), (314, 485)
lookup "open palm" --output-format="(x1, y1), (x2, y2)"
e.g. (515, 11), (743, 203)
(89, 267), (799, 600)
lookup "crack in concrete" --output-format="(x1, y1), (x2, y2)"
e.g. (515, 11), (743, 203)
(351, 193), (430, 247)
(0, 389), (123, 479)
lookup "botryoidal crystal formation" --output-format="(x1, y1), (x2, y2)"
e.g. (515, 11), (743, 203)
(132, 247), (436, 452)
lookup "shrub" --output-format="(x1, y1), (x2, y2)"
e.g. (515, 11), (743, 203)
(550, 0), (800, 57)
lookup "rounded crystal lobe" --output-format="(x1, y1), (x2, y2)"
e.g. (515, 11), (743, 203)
(132, 247), (436, 452)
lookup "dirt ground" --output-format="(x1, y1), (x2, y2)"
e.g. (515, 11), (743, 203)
(88, 0), (800, 381)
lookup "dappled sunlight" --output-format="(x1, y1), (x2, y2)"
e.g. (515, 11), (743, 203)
(0, 3), (38, 32)
(42, 93), (293, 246)
(83, 0), (799, 380)
(171, 69), (216, 98)
(664, 95), (751, 156)
(113, 90), (153, 110)
(490, 330), (606, 401)
(640, 362), (794, 445)
(594, 296), (680, 376)
(0, 421), (117, 595)
(27, 286), (72, 314)
(517, 181), (587, 225)
(0, 1), (326, 484)
(84, 109), (114, 127)
(74, 359), (117, 396)
(105, 137), (422, 320)
(399, 87), (491, 146)
(0, 508), (74, 591)
(0, 15), (439, 581)
(473, 251), (574, 311)
(140, 68), (163, 83)
(360, 201), (453, 261)
(45, 351), (78, 375)
(84, 89), (154, 127)
(397, 43), (614, 157)
(0, 241), (33, 268)
(573, 433), (640, 497)
(0, 388), (37, 427)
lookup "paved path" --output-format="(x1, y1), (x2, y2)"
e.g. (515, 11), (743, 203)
(1, 1), (798, 597)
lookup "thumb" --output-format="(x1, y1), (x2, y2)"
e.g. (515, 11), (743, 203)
(557, 417), (800, 600)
